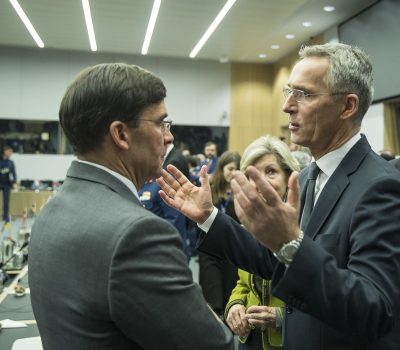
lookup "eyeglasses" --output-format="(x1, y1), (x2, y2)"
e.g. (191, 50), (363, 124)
(283, 86), (348, 103)
(139, 119), (172, 132)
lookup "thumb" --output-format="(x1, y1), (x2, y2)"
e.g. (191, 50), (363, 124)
(287, 171), (300, 211)
(199, 165), (210, 189)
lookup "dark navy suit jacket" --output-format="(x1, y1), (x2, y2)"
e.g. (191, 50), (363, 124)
(199, 136), (400, 350)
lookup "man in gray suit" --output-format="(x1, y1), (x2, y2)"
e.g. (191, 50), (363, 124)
(158, 43), (400, 349)
(29, 63), (233, 349)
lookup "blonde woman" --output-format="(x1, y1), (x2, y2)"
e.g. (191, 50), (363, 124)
(225, 135), (299, 350)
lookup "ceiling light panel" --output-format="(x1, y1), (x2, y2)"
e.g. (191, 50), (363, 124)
(190, 0), (237, 58)
(81, 0), (97, 51)
(142, 0), (162, 55)
(9, 0), (44, 48)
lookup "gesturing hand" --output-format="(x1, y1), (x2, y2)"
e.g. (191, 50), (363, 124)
(231, 167), (301, 252)
(157, 164), (214, 224)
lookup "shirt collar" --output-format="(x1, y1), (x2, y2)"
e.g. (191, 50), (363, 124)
(76, 159), (139, 200)
(315, 133), (361, 177)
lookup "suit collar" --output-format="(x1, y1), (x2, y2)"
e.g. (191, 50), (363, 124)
(67, 161), (141, 206)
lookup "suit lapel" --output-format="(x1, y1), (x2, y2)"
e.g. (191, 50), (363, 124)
(303, 135), (371, 239)
(307, 171), (349, 239)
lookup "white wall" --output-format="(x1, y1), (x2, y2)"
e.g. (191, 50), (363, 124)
(12, 154), (75, 181)
(0, 46), (230, 126)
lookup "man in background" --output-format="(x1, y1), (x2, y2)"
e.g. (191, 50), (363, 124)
(0, 146), (17, 222)
(29, 63), (233, 350)
(201, 141), (219, 176)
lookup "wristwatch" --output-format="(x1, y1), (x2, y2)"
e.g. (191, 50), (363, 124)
(274, 231), (304, 265)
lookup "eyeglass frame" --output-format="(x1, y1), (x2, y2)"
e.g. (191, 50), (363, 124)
(138, 118), (172, 132)
(282, 86), (350, 103)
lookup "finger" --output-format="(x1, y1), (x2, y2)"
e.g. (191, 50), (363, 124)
(157, 173), (177, 198)
(246, 305), (261, 314)
(230, 172), (255, 208)
(287, 171), (300, 211)
(198, 165), (209, 187)
(245, 166), (282, 206)
(165, 164), (191, 186)
(158, 190), (179, 210)
(158, 168), (181, 192)
(232, 170), (268, 207)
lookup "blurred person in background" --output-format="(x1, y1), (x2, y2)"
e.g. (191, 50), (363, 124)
(0, 146), (17, 222)
(200, 141), (219, 177)
(199, 151), (241, 319)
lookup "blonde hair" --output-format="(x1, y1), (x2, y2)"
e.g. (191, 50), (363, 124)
(241, 135), (300, 177)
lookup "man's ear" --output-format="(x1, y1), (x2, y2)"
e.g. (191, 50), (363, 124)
(109, 121), (130, 150)
(340, 93), (359, 121)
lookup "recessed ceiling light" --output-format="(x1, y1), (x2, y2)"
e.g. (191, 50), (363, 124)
(285, 34), (295, 39)
(323, 6), (335, 12)
(219, 56), (229, 63)
(302, 21), (312, 27)
(271, 44), (280, 49)
(259, 53), (267, 58)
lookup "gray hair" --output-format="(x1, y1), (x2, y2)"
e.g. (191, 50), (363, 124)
(241, 135), (300, 177)
(299, 43), (374, 125)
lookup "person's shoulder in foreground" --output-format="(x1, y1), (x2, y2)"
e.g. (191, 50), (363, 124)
(29, 63), (233, 350)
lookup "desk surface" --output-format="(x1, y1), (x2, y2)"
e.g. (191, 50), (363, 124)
(0, 267), (40, 350)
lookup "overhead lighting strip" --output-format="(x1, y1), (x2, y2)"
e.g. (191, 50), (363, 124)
(81, 0), (97, 51)
(142, 0), (162, 55)
(9, 0), (44, 48)
(189, 0), (236, 58)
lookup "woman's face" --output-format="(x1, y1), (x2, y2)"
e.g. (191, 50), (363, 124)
(251, 154), (288, 199)
(223, 161), (238, 183)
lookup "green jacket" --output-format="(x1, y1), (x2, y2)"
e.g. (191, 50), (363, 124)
(225, 269), (284, 349)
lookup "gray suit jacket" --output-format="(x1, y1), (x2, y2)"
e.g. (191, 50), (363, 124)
(199, 136), (400, 350)
(29, 161), (233, 350)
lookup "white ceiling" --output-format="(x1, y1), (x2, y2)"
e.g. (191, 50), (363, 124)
(0, 0), (378, 63)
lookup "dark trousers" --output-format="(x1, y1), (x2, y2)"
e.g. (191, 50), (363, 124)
(198, 252), (238, 316)
(0, 184), (11, 220)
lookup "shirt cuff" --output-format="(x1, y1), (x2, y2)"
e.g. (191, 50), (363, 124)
(197, 207), (218, 233)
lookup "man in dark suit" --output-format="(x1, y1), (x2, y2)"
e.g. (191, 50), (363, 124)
(158, 43), (400, 349)
(163, 143), (190, 179)
(29, 63), (233, 349)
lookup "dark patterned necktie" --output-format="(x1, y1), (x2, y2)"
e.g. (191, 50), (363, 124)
(300, 162), (320, 231)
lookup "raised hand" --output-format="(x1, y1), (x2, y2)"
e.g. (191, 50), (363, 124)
(157, 164), (214, 224)
(231, 166), (301, 252)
